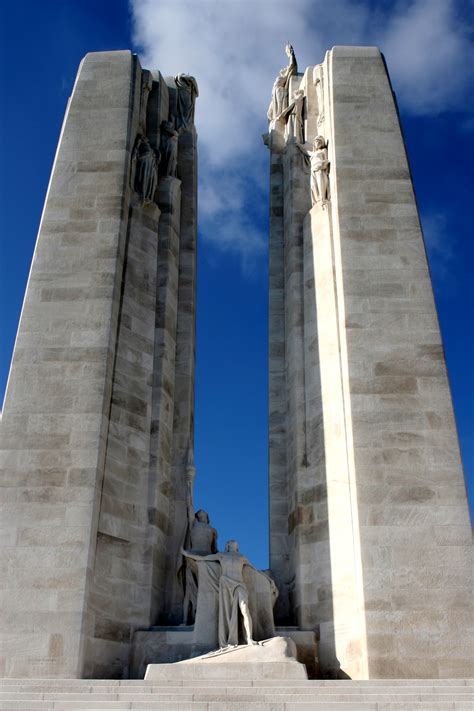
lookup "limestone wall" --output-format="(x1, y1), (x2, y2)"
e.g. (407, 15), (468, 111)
(0, 51), (198, 678)
(267, 45), (473, 679)
(328, 45), (472, 678)
(0, 51), (138, 678)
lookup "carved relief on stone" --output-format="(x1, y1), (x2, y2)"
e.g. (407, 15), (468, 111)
(298, 135), (330, 206)
(313, 64), (324, 127)
(159, 121), (179, 178)
(139, 71), (153, 134)
(267, 43), (298, 129)
(174, 74), (199, 131)
(282, 89), (305, 144)
(131, 134), (159, 206)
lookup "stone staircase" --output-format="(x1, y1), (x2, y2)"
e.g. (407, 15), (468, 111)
(0, 678), (472, 710)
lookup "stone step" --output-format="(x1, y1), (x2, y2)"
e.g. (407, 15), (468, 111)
(0, 690), (472, 700)
(0, 702), (472, 711)
(0, 679), (472, 711)
(0, 685), (474, 701)
(0, 689), (473, 698)
(1, 681), (473, 687)
(1, 679), (472, 686)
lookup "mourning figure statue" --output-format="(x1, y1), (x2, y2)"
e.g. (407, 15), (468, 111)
(159, 121), (179, 178)
(174, 74), (199, 131)
(132, 134), (159, 204)
(139, 72), (153, 134)
(182, 540), (258, 649)
(132, 134), (159, 205)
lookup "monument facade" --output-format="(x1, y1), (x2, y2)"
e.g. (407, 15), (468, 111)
(0, 51), (199, 678)
(264, 45), (473, 679)
(0, 44), (472, 683)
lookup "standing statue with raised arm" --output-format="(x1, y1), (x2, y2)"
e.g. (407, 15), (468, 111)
(267, 43), (298, 127)
(182, 540), (258, 648)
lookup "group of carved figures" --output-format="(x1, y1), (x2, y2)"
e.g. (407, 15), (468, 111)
(132, 73), (198, 206)
(268, 45), (330, 206)
(179, 466), (277, 649)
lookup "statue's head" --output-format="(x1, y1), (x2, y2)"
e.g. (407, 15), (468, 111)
(225, 540), (239, 553)
(313, 135), (326, 149)
(195, 509), (209, 524)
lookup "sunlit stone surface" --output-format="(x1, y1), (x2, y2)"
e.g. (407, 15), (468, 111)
(265, 45), (473, 679)
(0, 44), (472, 684)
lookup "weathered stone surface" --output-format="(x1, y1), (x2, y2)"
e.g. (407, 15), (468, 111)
(266, 45), (473, 679)
(145, 636), (307, 680)
(0, 51), (198, 679)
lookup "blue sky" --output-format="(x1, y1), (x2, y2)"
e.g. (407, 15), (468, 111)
(1, 0), (473, 568)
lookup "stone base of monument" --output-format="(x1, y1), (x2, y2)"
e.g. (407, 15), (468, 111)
(144, 636), (307, 680)
(131, 627), (317, 679)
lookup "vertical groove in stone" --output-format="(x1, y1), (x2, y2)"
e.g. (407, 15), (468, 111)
(282, 141), (311, 627)
(268, 151), (289, 621)
(148, 176), (182, 624)
(163, 127), (198, 624)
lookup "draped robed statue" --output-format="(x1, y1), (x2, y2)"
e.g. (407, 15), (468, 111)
(267, 43), (298, 127)
(182, 540), (259, 648)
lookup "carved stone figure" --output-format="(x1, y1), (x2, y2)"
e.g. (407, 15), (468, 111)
(182, 509), (218, 624)
(313, 64), (324, 126)
(267, 43), (298, 127)
(132, 134), (159, 205)
(267, 71), (287, 125)
(174, 74), (199, 130)
(299, 135), (330, 205)
(139, 71), (153, 134)
(179, 452), (217, 625)
(282, 89), (305, 143)
(159, 121), (179, 178)
(183, 540), (258, 648)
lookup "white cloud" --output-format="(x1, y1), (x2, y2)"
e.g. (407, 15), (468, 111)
(130, 0), (473, 267)
(381, 0), (474, 113)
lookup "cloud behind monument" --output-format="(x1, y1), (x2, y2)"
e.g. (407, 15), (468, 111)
(131, 0), (473, 266)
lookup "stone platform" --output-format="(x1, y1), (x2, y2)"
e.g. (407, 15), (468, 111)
(0, 678), (472, 709)
(145, 636), (307, 680)
(131, 627), (318, 678)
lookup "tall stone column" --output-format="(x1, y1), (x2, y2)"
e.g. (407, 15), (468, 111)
(148, 176), (182, 624)
(163, 124), (199, 623)
(0, 52), (199, 679)
(0, 50), (140, 679)
(266, 45), (473, 679)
